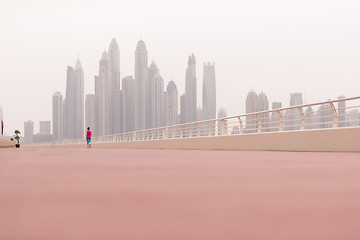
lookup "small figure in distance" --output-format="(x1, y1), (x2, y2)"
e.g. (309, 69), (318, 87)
(86, 127), (92, 148)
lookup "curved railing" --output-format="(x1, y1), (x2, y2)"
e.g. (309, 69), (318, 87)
(33, 96), (360, 146)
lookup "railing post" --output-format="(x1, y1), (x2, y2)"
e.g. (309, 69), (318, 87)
(208, 122), (212, 136)
(299, 107), (306, 130)
(189, 125), (192, 137)
(329, 102), (338, 128)
(277, 110), (284, 131)
(197, 124), (200, 137)
(257, 114), (262, 133)
(238, 117), (243, 134)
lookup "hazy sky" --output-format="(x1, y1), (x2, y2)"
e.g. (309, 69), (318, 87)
(1, 0), (359, 135)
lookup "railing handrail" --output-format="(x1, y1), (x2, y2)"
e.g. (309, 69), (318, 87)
(28, 96), (360, 146)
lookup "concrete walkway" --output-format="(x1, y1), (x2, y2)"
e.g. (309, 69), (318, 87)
(0, 148), (360, 240)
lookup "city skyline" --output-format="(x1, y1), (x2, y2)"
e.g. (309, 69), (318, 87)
(1, 0), (360, 135)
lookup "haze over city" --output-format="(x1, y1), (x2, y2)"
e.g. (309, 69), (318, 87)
(1, 0), (360, 135)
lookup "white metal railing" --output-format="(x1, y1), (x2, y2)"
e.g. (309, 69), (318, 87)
(32, 96), (360, 146)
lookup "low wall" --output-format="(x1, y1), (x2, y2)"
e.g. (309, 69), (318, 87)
(46, 127), (360, 152)
(0, 138), (14, 148)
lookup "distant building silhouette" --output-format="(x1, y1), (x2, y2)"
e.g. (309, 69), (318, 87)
(148, 61), (160, 129)
(85, 94), (96, 134)
(257, 92), (269, 131)
(285, 92), (303, 130)
(184, 54), (197, 123)
(202, 63), (216, 121)
(150, 74), (164, 128)
(122, 76), (136, 132)
(24, 120), (34, 143)
(52, 92), (63, 140)
(113, 90), (125, 134)
(270, 101), (282, 131)
(245, 90), (258, 132)
(179, 94), (186, 124)
(109, 39), (121, 134)
(135, 40), (148, 130)
(64, 58), (84, 139)
(217, 107), (227, 135)
(338, 95), (346, 127)
(165, 81), (178, 126)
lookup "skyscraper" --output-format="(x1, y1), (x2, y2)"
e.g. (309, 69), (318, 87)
(24, 120), (33, 143)
(109, 39), (121, 133)
(85, 94), (96, 133)
(179, 94), (185, 124)
(184, 54), (197, 123)
(113, 90), (125, 134)
(95, 51), (112, 136)
(147, 61), (160, 129)
(202, 62), (216, 121)
(122, 76), (136, 132)
(286, 92), (303, 130)
(150, 74), (164, 128)
(52, 92), (63, 140)
(257, 92), (269, 131)
(135, 40), (148, 130)
(245, 90), (258, 131)
(64, 58), (84, 139)
(165, 81), (178, 126)
(338, 95), (346, 127)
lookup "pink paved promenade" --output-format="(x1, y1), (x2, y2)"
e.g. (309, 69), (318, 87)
(1, 148), (360, 240)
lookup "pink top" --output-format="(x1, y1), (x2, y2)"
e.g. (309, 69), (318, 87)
(86, 131), (91, 139)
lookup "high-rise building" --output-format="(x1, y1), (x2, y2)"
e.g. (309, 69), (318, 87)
(317, 103), (333, 128)
(217, 107), (227, 135)
(122, 76), (136, 132)
(179, 94), (185, 124)
(245, 90), (258, 131)
(109, 39), (121, 133)
(85, 94), (96, 133)
(113, 90), (125, 134)
(24, 120), (34, 143)
(202, 62), (216, 121)
(290, 92), (303, 106)
(257, 92), (269, 131)
(272, 102), (282, 110)
(165, 81), (178, 126)
(184, 54), (197, 123)
(52, 92), (63, 140)
(135, 40), (148, 130)
(305, 106), (315, 129)
(150, 74), (164, 128)
(39, 121), (51, 135)
(95, 51), (112, 136)
(338, 95), (346, 127)
(147, 61), (160, 129)
(286, 92), (303, 130)
(270, 102), (282, 131)
(64, 58), (84, 139)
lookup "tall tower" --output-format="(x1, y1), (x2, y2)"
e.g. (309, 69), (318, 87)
(202, 62), (216, 121)
(122, 76), (136, 132)
(109, 39), (121, 133)
(150, 74), (164, 128)
(290, 92), (303, 106)
(95, 51), (112, 136)
(73, 59), (84, 139)
(257, 92), (269, 131)
(113, 90), (125, 134)
(85, 94), (96, 133)
(135, 40), (148, 130)
(147, 61), (160, 129)
(52, 92), (63, 140)
(338, 95), (346, 127)
(165, 81), (178, 126)
(24, 120), (34, 143)
(64, 58), (84, 139)
(185, 54), (197, 123)
(245, 90), (258, 131)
